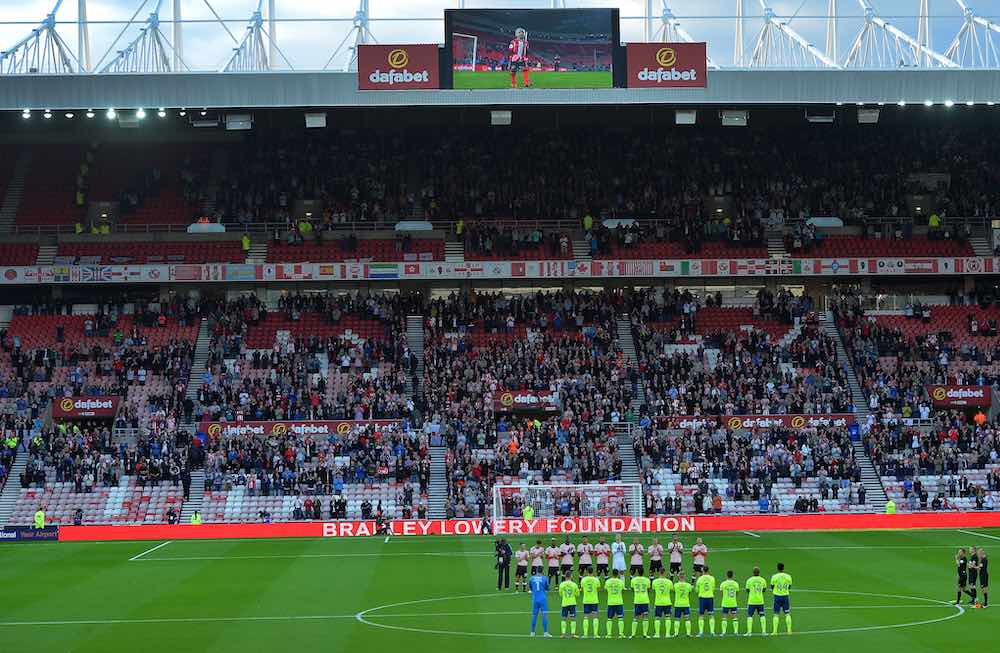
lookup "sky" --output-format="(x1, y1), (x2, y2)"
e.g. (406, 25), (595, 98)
(0, 1), (996, 71)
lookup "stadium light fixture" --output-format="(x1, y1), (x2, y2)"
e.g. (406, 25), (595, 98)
(835, 101), (843, 106)
(43, 110), (52, 119)
(200, 109), (208, 116)
(966, 101), (974, 106)
(989, 102), (996, 106)
(21, 110), (30, 119)
(897, 100), (906, 107)
(178, 109), (187, 116)
(64, 112), (74, 119)
(106, 108), (116, 120)
(86, 109), (95, 119)
(157, 108), (166, 118)
(944, 100), (955, 108)
(136, 108), (146, 119)
(924, 100), (933, 106)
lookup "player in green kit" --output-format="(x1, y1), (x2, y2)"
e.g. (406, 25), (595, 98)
(651, 567), (673, 638)
(558, 572), (580, 638)
(770, 562), (793, 634)
(630, 572), (651, 638)
(604, 569), (626, 638)
(672, 572), (694, 637)
(744, 566), (768, 636)
(695, 566), (717, 637)
(580, 570), (602, 638)
(719, 570), (740, 636)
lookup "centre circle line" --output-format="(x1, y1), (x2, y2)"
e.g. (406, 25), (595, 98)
(355, 588), (966, 639)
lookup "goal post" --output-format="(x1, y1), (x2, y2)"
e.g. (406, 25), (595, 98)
(452, 33), (478, 71)
(492, 483), (643, 526)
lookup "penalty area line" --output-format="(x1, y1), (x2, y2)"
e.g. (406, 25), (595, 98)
(958, 529), (1000, 542)
(743, 531), (761, 538)
(128, 540), (172, 561)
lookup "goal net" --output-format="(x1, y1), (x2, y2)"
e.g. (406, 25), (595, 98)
(492, 483), (643, 524)
(452, 33), (478, 71)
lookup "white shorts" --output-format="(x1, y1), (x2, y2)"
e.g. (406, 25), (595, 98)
(612, 558), (627, 571)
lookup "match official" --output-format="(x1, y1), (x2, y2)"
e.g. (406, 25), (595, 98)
(496, 538), (513, 591)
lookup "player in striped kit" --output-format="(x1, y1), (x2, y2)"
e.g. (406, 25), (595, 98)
(529, 540), (545, 576)
(577, 536), (595, 575)
(515, 543), (530, 592)
(628, 537), (645, 584)
(508, 27), (530, 88)
(595, 537), (611, 578)
(648, 537), (665, 580)
(560, 536), (576, 578)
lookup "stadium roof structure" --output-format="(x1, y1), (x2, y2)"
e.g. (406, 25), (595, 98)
(1, 1), (998, 110)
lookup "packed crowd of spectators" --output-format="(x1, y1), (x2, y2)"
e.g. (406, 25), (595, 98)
(195, 292), (420, 424)
(587, 212), (765, 258)
(202, 421), (430, 518)
(423, 290), (635, 515)
(635, 423), (862, 513)
(445, 417), (625, 519)
(200, 125), (1000, 227)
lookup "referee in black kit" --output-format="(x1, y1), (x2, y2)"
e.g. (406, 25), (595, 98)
(496, 538), (513, 591)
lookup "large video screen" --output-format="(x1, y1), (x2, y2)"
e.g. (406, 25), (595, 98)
(446, 9), (618, 89)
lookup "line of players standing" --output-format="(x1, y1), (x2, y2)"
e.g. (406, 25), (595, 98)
(957, 547), (990, 608)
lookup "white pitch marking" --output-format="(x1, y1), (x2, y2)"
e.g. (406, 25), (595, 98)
(355, 588), (966, 639)
(131, 551), (493, 562)
(0, 614), (359, 627)
(958, 529), (1000, 541)
(128, 540), (173, 561)
(743, 531), (761, 538)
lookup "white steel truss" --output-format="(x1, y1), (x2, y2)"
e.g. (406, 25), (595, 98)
(648, 1), (719, 69)
(323, 0), (376, 72)
(100, 1), (188, 73)
(223, 1), (292, 72)
(0, 0), (79, 75)
(844, 0), (959, 68)
(0, 1), (992, 75)
(945, 0), (1000, 68)
(749, 0), (839, 68)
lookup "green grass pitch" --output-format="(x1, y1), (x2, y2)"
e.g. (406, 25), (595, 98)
(2, 528), (998, 651)
(453, 71), (613, 89)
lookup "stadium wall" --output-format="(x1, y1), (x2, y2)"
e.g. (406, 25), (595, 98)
(3, 70), (999, 110)
(57, 512), (1000, 542)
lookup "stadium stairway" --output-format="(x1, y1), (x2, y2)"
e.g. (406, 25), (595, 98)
(615, 315), (645, 414)
(0, 451), (26, 525)
(245, 241), (268, 264)
(611, 424), (642, 485)
(572, 239), (591, 261)
(428, 445), (448, 518)
(969, 229), (993, 258)
(182, 318), (212, 433)
(445, 241), (464, 263)
(405, 315), (425, 398)
(767, 231), (788, 258)
(820, 311), (888, 508)
(0, 150), (31, 233)
(179, 469), (206, 523)
(820, 311), (868, 419)
(35, 242), (57, 266)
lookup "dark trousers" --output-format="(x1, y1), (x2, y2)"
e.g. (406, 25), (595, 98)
(497, 564), (510, 590)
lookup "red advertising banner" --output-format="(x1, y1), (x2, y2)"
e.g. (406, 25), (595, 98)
(358, 44), (440, 90)
(494, 390), (559, 413)
(655, 413), (856, 430)
(626, 42), (708, 88)
(200, 420), (401, 439)
(926, 385), (992, 408)
(52, 396), (121, 419)
(58, 511), (1000, 542)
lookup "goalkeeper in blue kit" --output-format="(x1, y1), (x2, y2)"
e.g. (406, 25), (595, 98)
(529, 572), (552, 637)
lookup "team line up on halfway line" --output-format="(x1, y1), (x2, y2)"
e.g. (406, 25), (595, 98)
(488, 534), (990, 638)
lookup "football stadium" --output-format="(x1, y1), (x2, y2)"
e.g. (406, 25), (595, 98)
(2, 1), (1000, 651)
